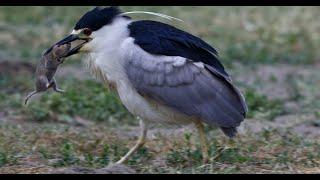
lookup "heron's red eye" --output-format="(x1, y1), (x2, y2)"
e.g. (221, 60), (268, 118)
(83, 28), (92, 36)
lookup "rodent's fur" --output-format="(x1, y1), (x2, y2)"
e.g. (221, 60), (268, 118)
(24, 43), (71, 105)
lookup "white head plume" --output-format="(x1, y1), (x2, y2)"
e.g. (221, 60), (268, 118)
(120, 11), (184, 22)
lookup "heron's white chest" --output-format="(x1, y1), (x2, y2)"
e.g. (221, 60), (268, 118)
(89, 50), (192, 125)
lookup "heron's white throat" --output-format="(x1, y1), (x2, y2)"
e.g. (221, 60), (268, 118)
(84, 16), (132, 86)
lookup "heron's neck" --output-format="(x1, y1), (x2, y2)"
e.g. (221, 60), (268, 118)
(85, 17), (132, 87)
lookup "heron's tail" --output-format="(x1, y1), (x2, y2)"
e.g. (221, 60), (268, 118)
(221, 127), (238, 138)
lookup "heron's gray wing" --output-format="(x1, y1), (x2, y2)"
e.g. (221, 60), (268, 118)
(123, 43), (247, 137)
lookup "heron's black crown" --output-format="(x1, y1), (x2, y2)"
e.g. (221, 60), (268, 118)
(74, 6), (122, 31)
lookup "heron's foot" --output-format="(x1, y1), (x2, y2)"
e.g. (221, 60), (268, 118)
(211, 146), (230, 161)
(115, 119), (147, 164)
(115, 139), (146, 164)
(211, 139), (235, 161)
(202, 154), (209, 164)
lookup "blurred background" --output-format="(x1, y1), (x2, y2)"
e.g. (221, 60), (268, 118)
(0, 6), (320, 173)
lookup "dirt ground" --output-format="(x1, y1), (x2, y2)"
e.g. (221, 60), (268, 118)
(1, 60), (320, 173)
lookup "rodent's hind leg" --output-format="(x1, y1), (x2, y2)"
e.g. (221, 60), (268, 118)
(24, 91), (38, 105)
(52, 78), (65, 93)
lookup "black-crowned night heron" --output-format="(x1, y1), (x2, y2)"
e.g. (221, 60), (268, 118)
(48, 6), (248, 164)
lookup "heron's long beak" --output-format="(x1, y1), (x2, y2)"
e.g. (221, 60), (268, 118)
(44, 34), (91, 57)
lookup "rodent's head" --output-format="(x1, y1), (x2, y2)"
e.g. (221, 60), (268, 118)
(52, 43), (71, 58)
(44, 44), (70, 69)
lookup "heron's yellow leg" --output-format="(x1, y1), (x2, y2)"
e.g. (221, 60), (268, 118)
(116, 118), (147, 164)
(195, 120), (209, 163)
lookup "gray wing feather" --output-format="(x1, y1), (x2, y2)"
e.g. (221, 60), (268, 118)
(124, 50), (247, 130)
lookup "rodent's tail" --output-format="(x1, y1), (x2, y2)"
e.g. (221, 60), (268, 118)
(24, 91), (37, 105)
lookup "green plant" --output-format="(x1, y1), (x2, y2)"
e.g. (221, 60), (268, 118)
(0, 152), (8, 167)
(245, 89), (285, 120)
